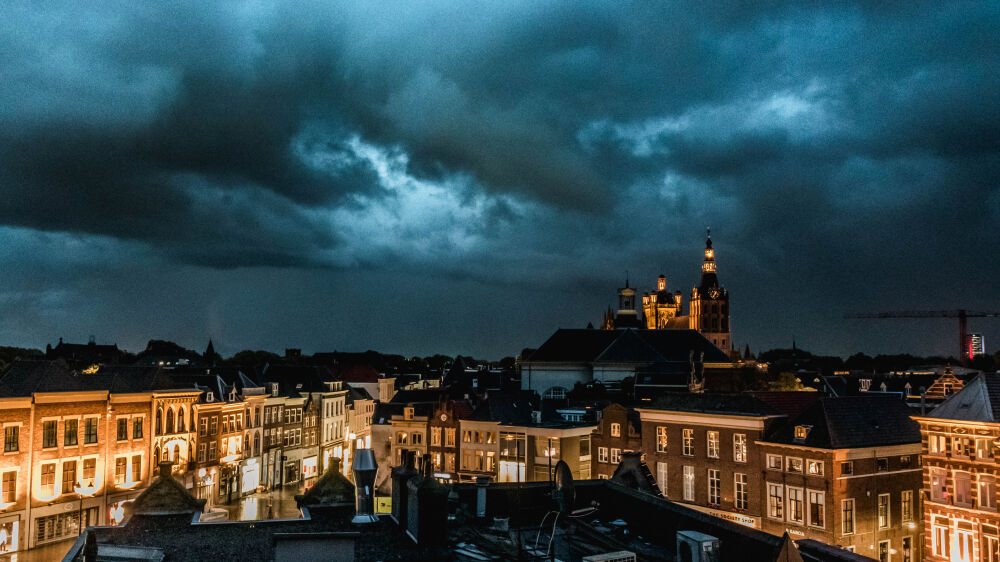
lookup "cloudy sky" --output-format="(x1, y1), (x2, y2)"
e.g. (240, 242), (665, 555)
(1, 2), (998, 359)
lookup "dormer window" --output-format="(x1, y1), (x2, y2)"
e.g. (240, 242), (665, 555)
(270, 383), (279, 397)
(794, 425), (812, 442)
(229, 389), (237, 402)
(206, 392), (214, 403)
(404, 407), (414, 420)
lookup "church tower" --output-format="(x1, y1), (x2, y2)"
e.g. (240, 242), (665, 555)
(642, 275), (683, 329)
(689, 229), (732, 352)
(606, 278), (642, 329)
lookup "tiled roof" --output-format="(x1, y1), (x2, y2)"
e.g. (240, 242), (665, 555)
(0, 360), (197, 397)
(766, 396), (921, 449)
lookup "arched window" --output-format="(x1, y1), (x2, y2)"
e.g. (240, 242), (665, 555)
(177, 407), (186, 432)
(166, 409), (175, 435)
(173, 444), (180, 462)
(153, 445), (160, 464)
(254, 433), (260, 457)
(155, 409), (162, 435)
(543, 386), (567, 399)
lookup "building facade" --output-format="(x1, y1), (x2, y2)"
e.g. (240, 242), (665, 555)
(915, 374), (1000, 562)
(591, 403), (642, 480)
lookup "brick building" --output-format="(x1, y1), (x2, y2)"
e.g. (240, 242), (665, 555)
(591, 402), (642, 480)
(915, 374), (1000, 562)
(759, 396), (922, 561)
(637, 393), (783, 530)
(427, 398), (471, 483)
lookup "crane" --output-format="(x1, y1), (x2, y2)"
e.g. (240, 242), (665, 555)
(845, 310), (1000, 365)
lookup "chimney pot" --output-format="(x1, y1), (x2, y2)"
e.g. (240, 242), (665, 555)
(158, 460), (173, 479)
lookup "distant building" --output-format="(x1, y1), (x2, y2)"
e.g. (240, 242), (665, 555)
(591, 402), (642, 480)
(914, 374), (1000, 562)
(968, 333), (986, 359)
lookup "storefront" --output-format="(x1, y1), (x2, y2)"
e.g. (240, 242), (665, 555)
(240, 459), (260, 495)
(195, 468), (217, 505)
(302, 456), (318, 482)
(283, 460), (300, 486)
(31, 501), (99, 548)
(0, 514), (20, 554)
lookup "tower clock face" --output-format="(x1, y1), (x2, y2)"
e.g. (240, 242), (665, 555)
(440, 414), (447, 421)
(709, 289), (721, 299)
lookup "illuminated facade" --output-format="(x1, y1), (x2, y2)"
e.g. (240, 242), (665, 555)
(320, 382), (349, 476)
(915, 374), (1000, 562)
(636, 230), (733, 353)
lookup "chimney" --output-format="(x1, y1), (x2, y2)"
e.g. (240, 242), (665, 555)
(530, 410), (541, 424)
(475, 476), (491, 518)
(351, 449), (379, 524)
(391, 450), (418, 527)
(406, 454), (448, 545)
(158, 460), (173, 479)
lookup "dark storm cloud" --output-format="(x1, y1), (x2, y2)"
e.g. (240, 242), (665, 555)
(0, 1), (998, 357)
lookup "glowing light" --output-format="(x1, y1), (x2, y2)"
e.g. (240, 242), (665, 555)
(198, 468), (207, 478)
(81, 364), (100, 374)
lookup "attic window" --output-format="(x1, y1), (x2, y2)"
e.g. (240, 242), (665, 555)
(794, 425), (812, 442)
(271, 383), (279, 397)
(229, 389), (237, 401)
(206, 392), (214, 403)
(404, 407), (414, 420)
(295, 383), (303, 390)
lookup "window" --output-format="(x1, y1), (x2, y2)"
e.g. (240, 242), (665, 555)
(842, 499), (855, 535)
(404, 407), (414, 420)
(1, 471), (15, 503)
(901, 490), (914, 522)
(209, 417), (218, 435)
(983, 475), (998, 511)
(902, 536), (913, 562)
(656, 462), (668, 495)
(767, 454), (782, 470)
(610, 448), (622, 464)
(431, 428), (441, 446)
(786, 457), (803, 473)
(806, 459), (823, 476)
(132, 455), (141, 483)
(396, 432), (407, 445)
(878, 540), (889, 562)
(840, 461), (853, 475)
(133, 417), (143, 439)
(954, 471), (972, 506)
(610, 423), (621, 437)
(877, 493), (890, 529)
(768, 483), (784, 519)
(930, 467), (947, 502)
(198, 443), (206, 462)
(117, 419), (128, 441)
(3, 426), (17, 452)
(984, 530), (1000, 562)
(875, 457), (888, 472)
(682, 429), (694, 456)
(786, 487), (804, 524)
(794, 425), (811, 440)
(40, 463), (56, 497)
(932, 516), (949, 557)
(463, 430), (472, 443)
(199, 417), (208, 436)
(82, 459), (95, 487)
(43, 421), (57, 448)
(208, 442), (217, 461)
(734, 473), (748, 510)
(598, 447), (608, 463)
(580, 436), (590, 458)
(808, 490), (825, 528)
(707, 469), (720, 506)
(62, 461), (76, 494)
(707, 431), (719, 459)
(929, 433), (947, 455)
(64, 419), (78, 446)
(954, 436), (974, 458)
(733, 434), (747, 463)
(978, 439), (994, 460)
(412, 432), (423, 445)
(656, 426), (668, 453)
(114, 458), (127, 485)
(899, 454), (911, 467)
(683, 466), (695, 501)
(222, 416), (229, 434)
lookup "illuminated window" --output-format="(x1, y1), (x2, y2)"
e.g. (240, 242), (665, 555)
(794, 425), (811, 441)
(928, 433), (946, 455)
(930, 467), (947, 502)
(767, 454), (782, 470)
(877, 493), (890, 529)
(683, 466), (695, 501)
(682, 429), (694, 456)
(114, 458), (127, 485)
(610, 423), (620, 437)
(932, 516), (949, 557)
(431, 428), (441, 446)
(806, 460), (823, 476)
(598, 447), (608, 463)
(62, 461), (76, 494)
(132, 417), (143, 439)
(707, 431), (719, 459)
(40, 464), (56, 497)
(954, 471), (972, 506)
(610, 448), (621, 464)
(117, 419), (128, 441)
(983, 475), (998, 511)
(1, 471), (15, 503)
(82, 459), (95, 487)
(656, 426), (668, 453)
(656, 462), (667, 495)
(445, 428), (456, 447)
(132, 455), (141, 483)
(768, 483), (783, 519)
(733, 434), (747, 463)
(786, 457), (803, 473)
(901, 490), (914, 521)
(786, 487), (804, 524)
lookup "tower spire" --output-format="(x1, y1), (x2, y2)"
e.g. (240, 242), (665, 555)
(702, 228), (716, 273)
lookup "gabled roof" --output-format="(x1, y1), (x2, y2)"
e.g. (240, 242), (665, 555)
(595, 329), (666, 363)
(0, 360), (196, 397)
(130, 462), (206, 516)
(926, 374), (1000, 422)
(526, 330), (620, 362)
(766, 396), (921, 449)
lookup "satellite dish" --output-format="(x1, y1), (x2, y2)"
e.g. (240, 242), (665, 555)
(553, 460), (575, 514)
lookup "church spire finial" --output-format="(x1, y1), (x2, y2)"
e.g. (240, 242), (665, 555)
(702, 229), (716, 273)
